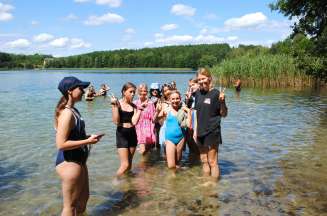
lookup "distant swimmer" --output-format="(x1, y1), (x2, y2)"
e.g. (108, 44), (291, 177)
(97, 84), (110, 96)
(234, 79), (241, 92)
(85, 85), (96, 101)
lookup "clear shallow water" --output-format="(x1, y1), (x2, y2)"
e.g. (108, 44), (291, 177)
(0, 70), (326, 215)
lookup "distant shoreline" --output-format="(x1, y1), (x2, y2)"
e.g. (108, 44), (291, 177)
(0, 68), (196, 74)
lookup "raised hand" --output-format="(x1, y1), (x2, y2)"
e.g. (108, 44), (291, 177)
(156, 100), (162, 112)
(219, 87), (226, 102)
(181, 105), (190, 113)
(110, 94), (118, 105)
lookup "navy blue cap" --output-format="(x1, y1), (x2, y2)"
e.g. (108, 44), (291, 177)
(58, 76), (90, 95)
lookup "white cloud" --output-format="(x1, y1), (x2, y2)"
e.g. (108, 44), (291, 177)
(155, 35), (193, 45)
(49, 37), (70, 47)
(224, 12), (267, 29)
(47, 37), (91, 49)
(84, 12), (124, 26)
(161, 24), (178, 31)
(125, 28), (135, 34)
(204, 13), (218, 20)
(70, 38), (91, 48)
(171, 4), (196, 17)
(34, 33), (54, 42)
(154, 33), (164, 38)
(194, 35), (224, 44)
(65, 13), (78, 20)
(144, 41), (154, 47)
(31, 20), (39, 25)
(0, 3), (14, 21)
(96, 0), (122, 7)
(122, 28), (135, 42)
(200, 28), (209, 35)
(227, 36), (238, 41)
(74, 0), (90, 3)
(6, 38), (30, 48)
(147, 33), (239, 47)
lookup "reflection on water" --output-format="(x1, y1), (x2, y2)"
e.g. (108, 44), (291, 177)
(0, 70), (326, 215)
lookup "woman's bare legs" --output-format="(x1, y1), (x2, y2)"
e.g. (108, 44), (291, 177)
(56, 162), (83, 216)
(77, 165), (89, 214)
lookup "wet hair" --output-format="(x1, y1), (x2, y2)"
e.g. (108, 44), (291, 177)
(54, 95), (68, 128)
(121, 82), (136, 97)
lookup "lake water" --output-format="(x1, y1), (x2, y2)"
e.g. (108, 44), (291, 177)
(0, 70), (326, 215)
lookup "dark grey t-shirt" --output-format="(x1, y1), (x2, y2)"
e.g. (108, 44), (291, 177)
(194, 88), (221, 137)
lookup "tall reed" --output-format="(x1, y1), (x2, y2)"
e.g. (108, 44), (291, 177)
(211, 54), (315, 88)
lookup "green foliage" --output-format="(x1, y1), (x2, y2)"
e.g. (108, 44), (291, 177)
(0, 52), (51, 69)
(198, 55), (217, 67)
(43, 44), (231, 69)
(270, 0), (327, 81)
(212, 54), (300, 80)
(228, 45), (270, 58)
(269, 0), (327, 38)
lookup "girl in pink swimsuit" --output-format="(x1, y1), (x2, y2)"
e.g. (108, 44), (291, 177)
(134, 84), (157, 155)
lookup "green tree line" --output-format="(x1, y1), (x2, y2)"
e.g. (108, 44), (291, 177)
(0, 53), (52, 69)
(44, 44), (231, 69)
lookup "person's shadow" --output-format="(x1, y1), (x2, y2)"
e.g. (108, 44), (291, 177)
(91, 189), (140, 216)
(219, 160), (238, 176)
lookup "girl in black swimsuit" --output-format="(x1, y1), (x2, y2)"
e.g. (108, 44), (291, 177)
(55, 76), (103, 215)
(110, 82), (143, 176)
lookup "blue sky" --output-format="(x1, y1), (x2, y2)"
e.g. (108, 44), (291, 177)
(0, 0), (293, 57)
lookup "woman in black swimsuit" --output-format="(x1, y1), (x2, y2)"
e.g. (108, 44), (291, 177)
(55, 76), (103, 215)
(110, 82), (144, 176)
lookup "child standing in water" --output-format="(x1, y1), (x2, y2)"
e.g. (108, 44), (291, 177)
(110, 82), (143, 176)
(157, 90), (191, 169)
(134, 84), (156, 155)
(193, 68), (228, 180)
(55, 76), (103, 215)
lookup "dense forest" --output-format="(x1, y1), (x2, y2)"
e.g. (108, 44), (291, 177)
(0, 53), (52, 69)
(0, 44), (230, 69)
(44, 44), (231, 69)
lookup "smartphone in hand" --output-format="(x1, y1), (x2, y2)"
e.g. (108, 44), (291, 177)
(96, 133), (105, 139)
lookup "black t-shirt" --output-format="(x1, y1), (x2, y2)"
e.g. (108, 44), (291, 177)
(194, 88), (221, 137)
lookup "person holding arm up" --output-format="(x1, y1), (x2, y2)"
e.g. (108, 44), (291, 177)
(55, 76), (103, 216)
(110, 82), (143, 176)
(193, 68), (228, 180)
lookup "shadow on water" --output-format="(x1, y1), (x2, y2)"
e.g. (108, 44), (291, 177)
(91, 189), (140, 216)
(219, 160), (238, 176)
(0, 160), (36, 200)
